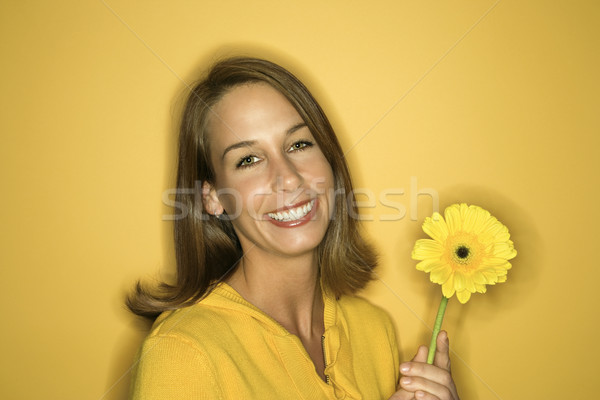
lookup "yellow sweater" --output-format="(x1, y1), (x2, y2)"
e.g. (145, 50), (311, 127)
(131, 283), (400, 399)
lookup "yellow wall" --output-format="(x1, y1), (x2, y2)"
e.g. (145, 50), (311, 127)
(1, 1), (598, 399)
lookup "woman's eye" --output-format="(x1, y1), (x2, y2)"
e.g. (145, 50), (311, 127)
(237, 155), (260, 168)
(288, 141), (313, 152)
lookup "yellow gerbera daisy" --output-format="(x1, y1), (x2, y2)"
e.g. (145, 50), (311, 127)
(412, 203), (517, 304)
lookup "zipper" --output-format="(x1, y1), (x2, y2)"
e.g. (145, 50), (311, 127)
(321, 335), (330, 384)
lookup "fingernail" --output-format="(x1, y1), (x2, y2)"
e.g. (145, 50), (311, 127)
(416, 391), (425, 398)
(400, 363), (410, 373)
(401, 377), (412, 385)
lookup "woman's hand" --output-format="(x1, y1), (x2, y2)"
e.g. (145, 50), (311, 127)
(389, 331), (460, 400)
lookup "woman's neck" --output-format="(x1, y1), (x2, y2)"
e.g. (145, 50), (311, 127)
(225, 249), (324, 339)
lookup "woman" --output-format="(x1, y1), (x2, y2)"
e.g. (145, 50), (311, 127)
(129, 57), (459, 399)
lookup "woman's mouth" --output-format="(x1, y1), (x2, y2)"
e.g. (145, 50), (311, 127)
(265, 199), (318, 228)
(267, 199), (315, 222)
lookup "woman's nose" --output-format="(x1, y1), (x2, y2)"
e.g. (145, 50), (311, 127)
(271, 157), (304, 193)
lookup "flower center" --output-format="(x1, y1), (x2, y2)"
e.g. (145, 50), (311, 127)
(451, 243), (473, 265)
(444, 232), (486, 271)
(456, 246), (470, 259)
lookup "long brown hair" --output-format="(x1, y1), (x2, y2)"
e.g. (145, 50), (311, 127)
(127, 57), (377, 318)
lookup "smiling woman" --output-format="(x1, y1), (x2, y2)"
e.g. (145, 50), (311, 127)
(202, 83), (335, 259)
(127, 57), (376, 316)
(128, 57), (460, 399)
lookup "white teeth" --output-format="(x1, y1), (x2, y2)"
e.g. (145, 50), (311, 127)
(268, 200), (314, 222)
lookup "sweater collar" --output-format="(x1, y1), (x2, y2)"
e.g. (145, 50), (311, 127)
(205, 281), (338, 337)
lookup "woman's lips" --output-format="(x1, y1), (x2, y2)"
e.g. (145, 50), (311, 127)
(266, 199), (317, 227)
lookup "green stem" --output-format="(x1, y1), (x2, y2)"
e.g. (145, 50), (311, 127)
(427, 295), (449, 364)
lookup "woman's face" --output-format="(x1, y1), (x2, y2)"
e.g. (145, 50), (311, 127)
(204, 83), (335, 259)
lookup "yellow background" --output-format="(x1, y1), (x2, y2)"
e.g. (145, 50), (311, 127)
(1, 1), (598, 399)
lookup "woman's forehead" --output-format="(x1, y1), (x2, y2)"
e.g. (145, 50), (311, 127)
(207, 83), (304, 146)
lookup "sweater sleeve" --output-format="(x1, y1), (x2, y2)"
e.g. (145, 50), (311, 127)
(130, 334), (222, 400)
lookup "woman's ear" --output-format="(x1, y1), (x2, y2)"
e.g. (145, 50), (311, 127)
(202, 181), (224, 216)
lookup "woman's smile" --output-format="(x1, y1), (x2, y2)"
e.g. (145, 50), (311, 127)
(266, 198), (317, 227)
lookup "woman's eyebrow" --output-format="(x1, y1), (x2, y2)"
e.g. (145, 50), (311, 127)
(221, 140), (257, 160)
(287, 122), (307, 135)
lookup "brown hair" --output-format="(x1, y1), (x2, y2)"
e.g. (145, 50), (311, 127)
(128, 57), (377, 318)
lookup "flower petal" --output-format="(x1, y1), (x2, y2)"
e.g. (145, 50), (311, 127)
(474, 283), (487, 293)
(430, 264), (452, 284)
(493, 230), (511, 243)
(472, 206), (493, 235)
(492, 242), (517, 260)
(442, 274), (456, 298)
(453, 272), (466, 291)
(459, 203), (471, 224)
(444, 204), (462, 235)
(471, 271), (487, 285)
(416, 259), (445, 273)
(463, 274), (476, 292)
(482, 220), (504, 240)
(482, 257), (513, 267)
(456, 289), (472, 304)
(461, 205), (478, 233)
(412, 239), (444, 260)
(422, 213), (449, 243)
(481, 269), (500, 284)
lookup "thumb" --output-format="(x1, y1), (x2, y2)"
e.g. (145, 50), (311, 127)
(434, 330), (452, 370)
(412, 345), (428, 363)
